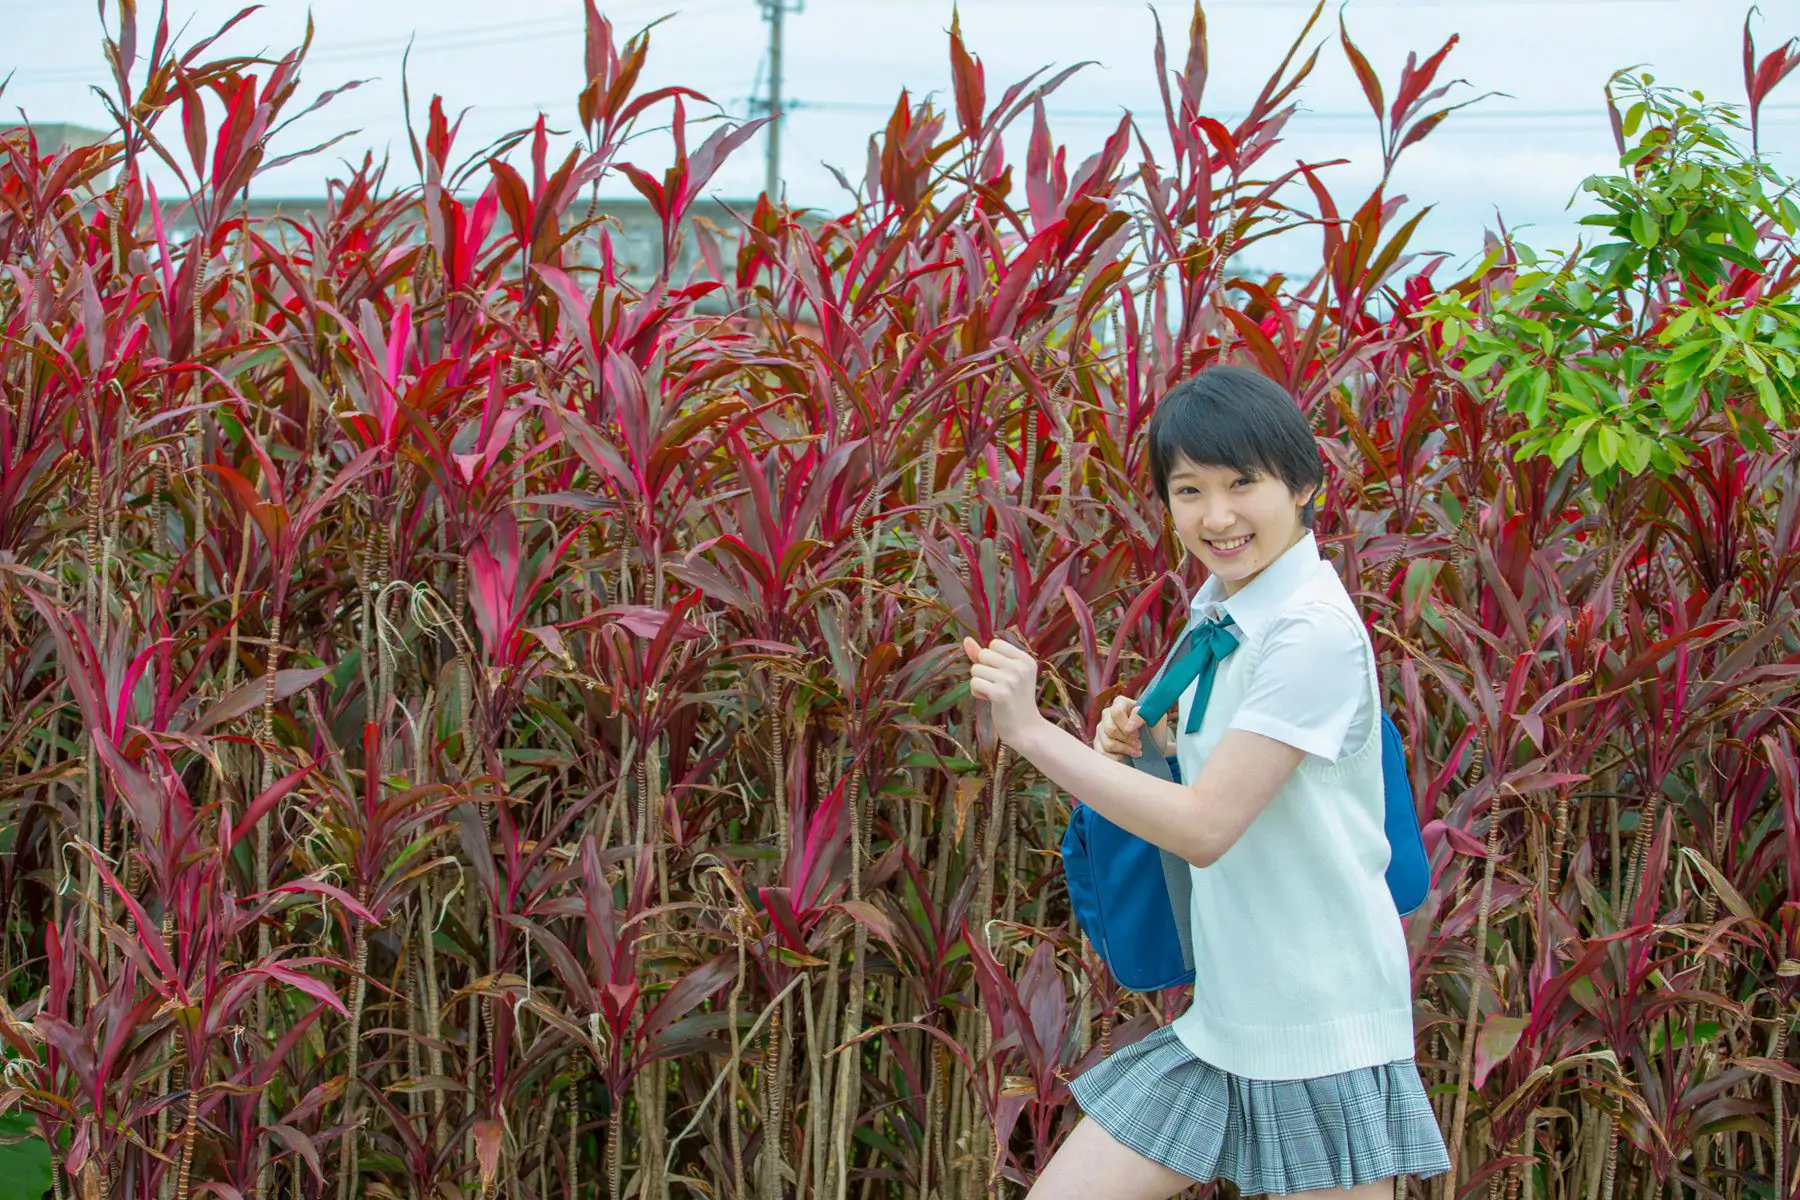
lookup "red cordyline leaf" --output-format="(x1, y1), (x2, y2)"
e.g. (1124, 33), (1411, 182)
(533, 265), (599, 375)
(948, 9), (986, 142)
(1763, 733), (1800, 905)
(757, 887), (811, 956)
(85, 848), (178, 986)
(17, 592), (174, 833)
(988, 218), (1066, 337)
(474, 1118), (503, 1191)
(190, 666), (329, 735)
(269, 877), (381, 926)
(639, 951), (735, 1052)
(1024, 100), (1062, 228)
(208, 960), (348, 1036)
(223, 759), (322, 855)
(209, 73), (261, 201)
(385, 300), (412, 387)
(452, 360), (526, 487)
(175, 66), (208, 184)
(619, 97), (767, 269)
(467, 510), (588, 667)
(578, 4), (709, 145)
(964, 920), (1047, 1073)
(1339, 15), (1384, 124)
(442, 181), (501, 291)
(1745, 12), (1800, 151)
(467, 512), (522, 660)
(789, 768), (851, 908)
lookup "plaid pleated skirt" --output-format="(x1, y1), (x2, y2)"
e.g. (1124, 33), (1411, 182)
(1068, 1025), (1452, 1196)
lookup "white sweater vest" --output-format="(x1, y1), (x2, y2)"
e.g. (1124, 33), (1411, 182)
(1166, 563), (1419, 1081)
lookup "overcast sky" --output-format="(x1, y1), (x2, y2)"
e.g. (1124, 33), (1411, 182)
(3, 0), (1792, 276)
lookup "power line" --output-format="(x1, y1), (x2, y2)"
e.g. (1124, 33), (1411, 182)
(464, 91), (1800, 131)
(7, 0), (1709, 83)
(3, 1), (737, 84)
(767, 97), (1800, 123)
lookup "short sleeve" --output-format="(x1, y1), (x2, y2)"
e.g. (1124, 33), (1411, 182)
(1227, 603), (1374, 762)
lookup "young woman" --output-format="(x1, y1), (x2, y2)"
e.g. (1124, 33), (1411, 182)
(962, 365), (1452, 1199)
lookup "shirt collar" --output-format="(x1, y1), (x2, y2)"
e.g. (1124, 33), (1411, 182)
(1189, 531), (1321, 639)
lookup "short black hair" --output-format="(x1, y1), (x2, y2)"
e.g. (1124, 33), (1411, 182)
(1147, 364), (1324, 527)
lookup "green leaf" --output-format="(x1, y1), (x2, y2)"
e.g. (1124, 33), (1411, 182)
(1754, 374), (1784, 423)
(1648, 1019), (1722, 1056)
(1401, 558), (1445, 615)
(1462, 352), (1501, 378)
(1549, 417), (1597, 466)
(1582, 432), (1610, 476)
(1632, 210), (1659, 249)
(1530, 370), (1553, 416)
(1524, 384), (1550, 427)
(1595, 424), (1623, 465)
(1728, 208), (1758, 253)
(1679, 847), (1754, 919)
(0, 1112), (52, 1200)
(1660, 306), (1701, 343)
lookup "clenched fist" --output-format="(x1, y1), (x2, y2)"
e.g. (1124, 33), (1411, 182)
(961, 636), (1045, 744)
(1092, 694), (1174, 762)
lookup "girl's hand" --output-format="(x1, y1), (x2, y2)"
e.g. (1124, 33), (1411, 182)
(1093, 695), (1175, 761)
(962, 637), (1046, 745)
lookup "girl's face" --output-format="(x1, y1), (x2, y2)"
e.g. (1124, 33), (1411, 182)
(1165, 456), (1315, 596)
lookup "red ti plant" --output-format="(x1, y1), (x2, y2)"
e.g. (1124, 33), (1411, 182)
(511, 835), (736, 1197)
(465, 508), (590, 758)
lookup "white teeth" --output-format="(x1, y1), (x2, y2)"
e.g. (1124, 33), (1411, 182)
(1210, 535), (1252, 551)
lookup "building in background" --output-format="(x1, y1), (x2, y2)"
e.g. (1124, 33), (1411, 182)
(11, 121), (760, 293)
(2, 122), (116, 191)
(3, 122), (110, 155)
(153, 194), (757, 295)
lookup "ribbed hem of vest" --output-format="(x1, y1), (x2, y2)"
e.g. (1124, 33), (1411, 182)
(1168, 1004), (1418, 1081)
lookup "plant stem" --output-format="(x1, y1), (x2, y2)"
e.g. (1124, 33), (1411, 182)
(1445, 814), (1503, 1200)
(335, 917), (370, 1200)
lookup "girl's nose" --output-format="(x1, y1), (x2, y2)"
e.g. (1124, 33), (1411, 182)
(1200, 499), (1238, 530)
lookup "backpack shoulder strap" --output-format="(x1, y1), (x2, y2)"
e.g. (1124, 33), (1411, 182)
(1126, 614), (1197, 780)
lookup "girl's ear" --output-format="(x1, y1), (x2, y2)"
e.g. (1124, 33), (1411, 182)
(1296, 486), (1320, 527)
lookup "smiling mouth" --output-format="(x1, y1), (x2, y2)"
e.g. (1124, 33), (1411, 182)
(1206, 534), (1253, 552)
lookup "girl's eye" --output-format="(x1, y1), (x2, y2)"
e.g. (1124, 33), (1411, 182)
(1231, 476), (1254, 489)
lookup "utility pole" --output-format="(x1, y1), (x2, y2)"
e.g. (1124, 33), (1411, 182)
(756, 0), (803, 200)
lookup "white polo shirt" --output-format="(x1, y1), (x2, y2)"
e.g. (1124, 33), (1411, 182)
(1166, 532), (1418, 1080)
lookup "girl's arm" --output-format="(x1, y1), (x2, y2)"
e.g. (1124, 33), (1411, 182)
(965, 638), (1305, 868)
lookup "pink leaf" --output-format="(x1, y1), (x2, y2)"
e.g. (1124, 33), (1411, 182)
(1472, 1014), (1529, 1089)
(255, 963), (350, 1018)
(386, 301), (413, 387)
(271, 877), (381, 925)
(266, 1124), (323, 1182)
(474, 1117), (504, 1187)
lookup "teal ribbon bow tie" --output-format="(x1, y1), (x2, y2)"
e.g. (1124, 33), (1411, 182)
(1136, 616), (1240, 735)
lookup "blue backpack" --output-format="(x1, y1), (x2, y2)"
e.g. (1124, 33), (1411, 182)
(1060, 624), (1431, 993)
